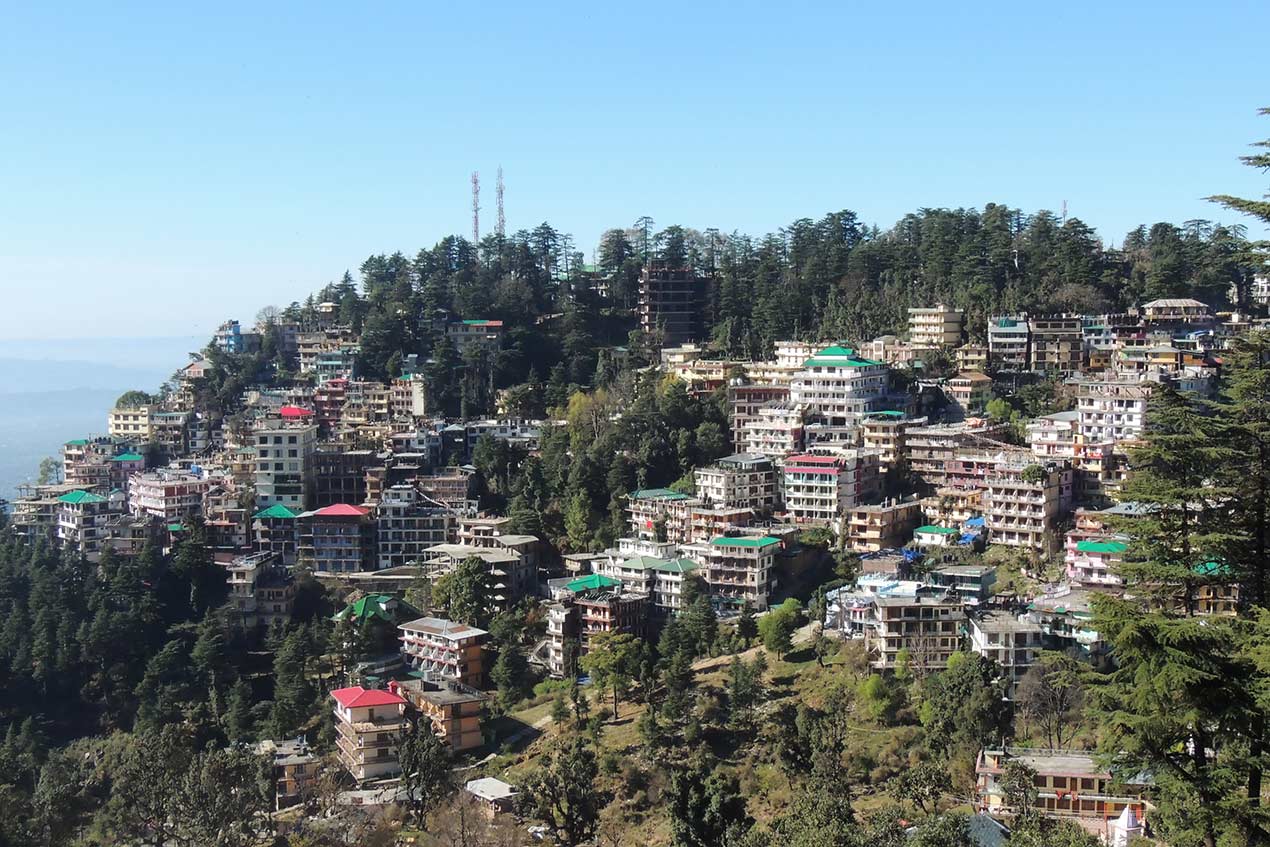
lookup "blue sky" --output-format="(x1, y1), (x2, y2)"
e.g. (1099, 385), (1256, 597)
(2, 1), (1267, 339)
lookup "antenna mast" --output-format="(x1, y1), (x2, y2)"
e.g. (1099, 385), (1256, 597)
(471, 171), (481, 243)
(496, 166), (505, 238)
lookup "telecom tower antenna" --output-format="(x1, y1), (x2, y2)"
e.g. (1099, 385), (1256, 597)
(471, 171), (481, 243)
(496, 166), (505, 238)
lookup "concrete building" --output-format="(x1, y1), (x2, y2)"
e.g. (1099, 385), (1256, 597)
(253, 503), (300, 564)
(727, 382), (790, 447)
(987, 316), (1030, 371)
(976, 748), (1148, 822)
(396, 678), (486, 753)
(1027, 410), (1080, 460)
(1065, 537), (1127, 587)
(846, 499), (922, 553)
(946, 371), (994, 416)
(781, 451), (881, 528)
(253, 739), (318, 810)
(984, 460), (1074, 552)
(224, 551), (296, 629)
(312, 448), (377, 509)
(908, 304), (963, 347)
(861, 413), (926, 471)
(867, 591), (965, 672)
(694, 452), (777, 512)
(1141, 297), (1213, 326)
(790, 346), (891, 427)
(56, 489), (122, 559)
(904, 421), (1008, 490)
(699, 535), (779, 611)
(739, 403), (807, 457)
(956, 344), (989, 372)
(1073, 375), (1153, 445)
(913, 524), (960, 547)
(1028, 315), (1083, 374)
(546, 585), (649, 677)
(298, 503), (374, 573)
(108, 405), (153, 441)
(966, 610), (1044, 693)
(254, 423), (318, 511)
(375, 485), (452, 569)
(446, 319), (505, 354)
(398, 616), (488, 687)
(330, 686), (407, 783)
(128, 471), (211, 521)
(638, 262), (704, 345)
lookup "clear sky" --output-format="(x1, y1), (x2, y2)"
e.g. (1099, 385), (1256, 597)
(2, 1), (1267, 340)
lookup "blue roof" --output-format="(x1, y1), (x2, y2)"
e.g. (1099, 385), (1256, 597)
(964, 517), (985, 527)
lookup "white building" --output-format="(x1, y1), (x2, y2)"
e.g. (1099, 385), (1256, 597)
(781, 451), (882, 528)
(790, 346), (891, 427)
(694, 452), (777, 512)
(254, 422), (318, 510)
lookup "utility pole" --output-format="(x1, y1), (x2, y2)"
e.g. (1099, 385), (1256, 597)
(471, 172), (481, 244)
(496, 166), (505, 238)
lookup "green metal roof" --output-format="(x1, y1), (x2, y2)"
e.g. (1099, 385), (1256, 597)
(653, 558), (699, 574)
(111, 452), (144, 462)
(566, 574), (623, 592)
(710, 536), (779, 548)
(629, 488), (691, 501)
(1076, 540), (1127, 554)
(803, 355), (883, 368)
(1194, 559), (1231, 577)
(167, 523), (185, 532)
(65, 439), (88, 446)
(916, 525), (959, 535)
(816, 345), (856, 357)
(334, 594), (398, 623)
(253, 503), (299, 519)
(619, 555), (664, 570)
(58, 490), (107, 505)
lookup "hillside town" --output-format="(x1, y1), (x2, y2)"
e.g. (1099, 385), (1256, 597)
(6, 258), (1264, 844)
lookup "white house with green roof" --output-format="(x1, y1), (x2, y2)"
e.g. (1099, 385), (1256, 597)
(592, 552), (701, 615)
(790, 345), (891, 427)
(56, 489), (122, 560)
(1064, 537), (1127, 587)
(692, 535), (780, 611)
(913, 524), (960, 548)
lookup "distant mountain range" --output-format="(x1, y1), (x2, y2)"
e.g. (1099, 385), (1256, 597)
(0, 335), (207, 502)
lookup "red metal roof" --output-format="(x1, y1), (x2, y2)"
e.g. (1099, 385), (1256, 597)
(330, 686), (405, 708)
(314, 503), (369, 517)
(279, 406), (314, 418)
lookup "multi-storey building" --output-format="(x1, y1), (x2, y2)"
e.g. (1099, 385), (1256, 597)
(908, 304), (963, 347)
(638, 262), (703, 345)
(128, 471), (212, 521)
(781, 451), (881, 528)
(845, 499), (922, 553)
(867, 591), (965, 672)
(739, 403), (806, 457)
(905, 421), (1009, 490)
(1027, 410), (1080, 460)
(984, 460), (1074, 552)
(987, 315), (1030, 371)
(698, 535), (779, 611)
(976, 748), (1148, 822)
(312, 448), (377, 508)
(395, 678), (486, 752)
(56, 489), (122, 559)
(945, 371), (994, 416)
(108, 405), (153, 441)
(694, 453), (777, 512)
(727, 383), (790, 449)
(956, 343), (989, 372)
(1028, 315), (1083, 374)
(398, 616), (488, 687)
(626, 487), (695, 544)
(1141, 297), (1213, 327)
(861, 413), (926, 471)
(376, 485), (452, 569)
(330, 686), (408, 783)
(254, 422), (318, 511)
(224, 551), (296, 629)
(1073, 375), (1153, 446)
(790, 346), (891, 427)
(253, 503), (300, 564)
(149, 410), (192, 456)
(966, 610), (1044, 693)
(415, 467), (473, 509)
(446, 319), (505, 354)
(298, 503), (373, 573)
(1064, 537), (1127, 587)
(546, 587), (649, 677)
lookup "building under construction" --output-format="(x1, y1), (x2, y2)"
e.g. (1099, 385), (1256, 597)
(638, 261), (706, 345)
